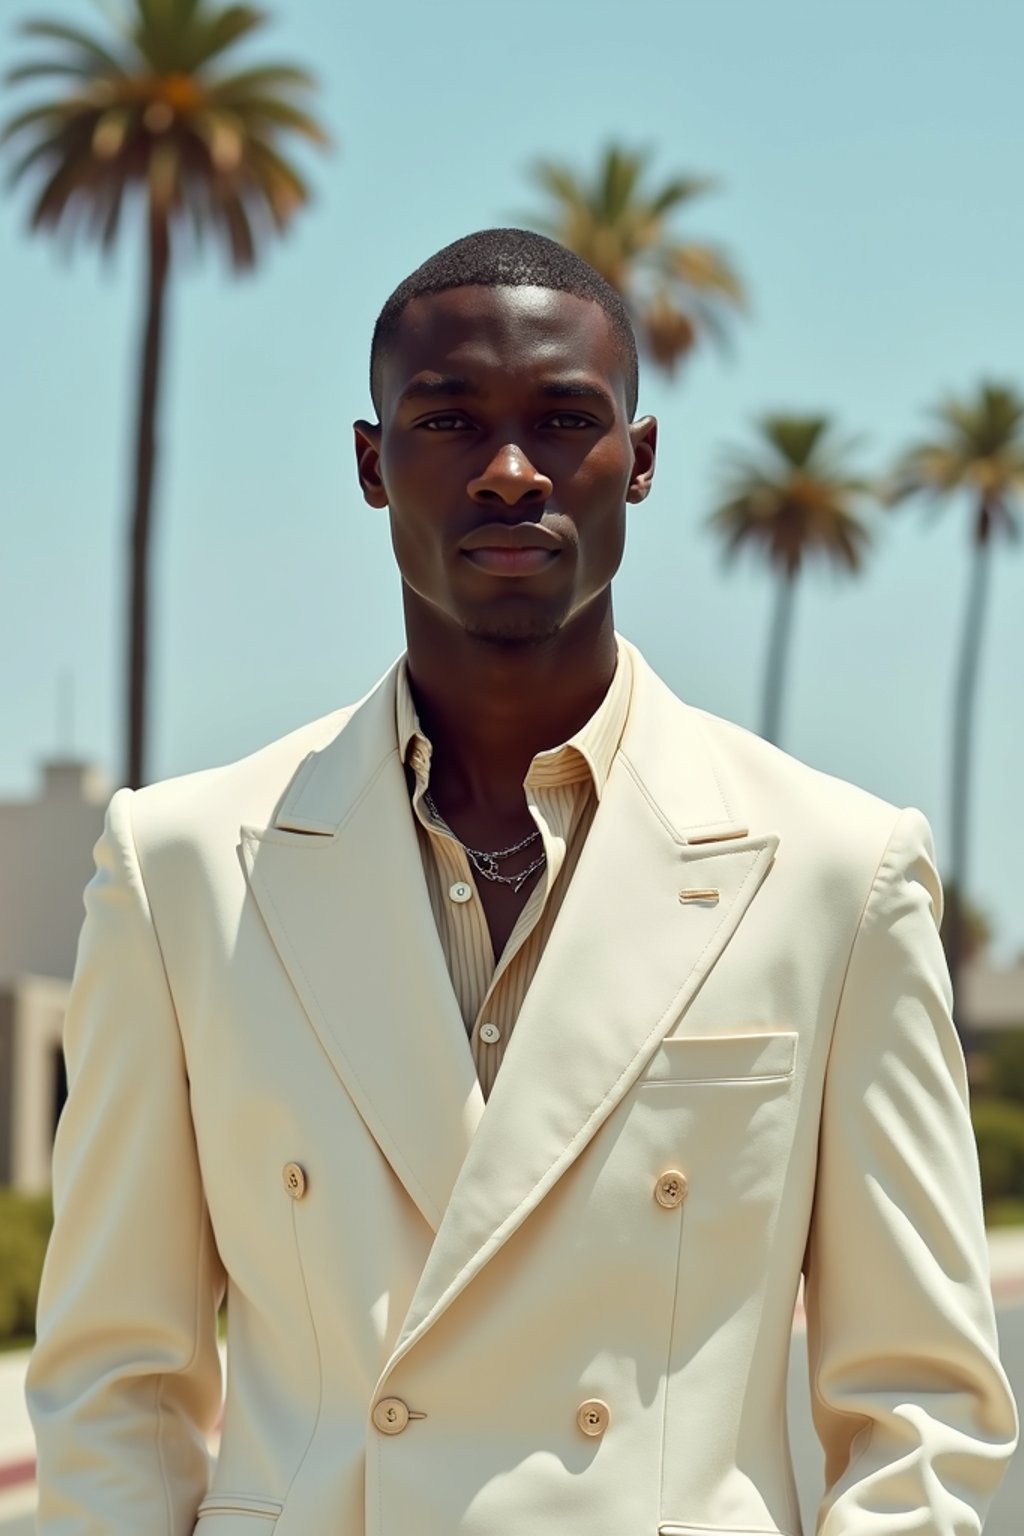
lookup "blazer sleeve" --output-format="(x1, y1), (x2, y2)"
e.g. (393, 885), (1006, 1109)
(804, 806), (1018, 1534)
(26, 787), (225, 1535)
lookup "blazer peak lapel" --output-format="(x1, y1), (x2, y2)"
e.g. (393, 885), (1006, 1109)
(241, 664), (484, 1233)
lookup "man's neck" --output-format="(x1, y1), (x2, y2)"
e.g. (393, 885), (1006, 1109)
(403, 602), (618, 816)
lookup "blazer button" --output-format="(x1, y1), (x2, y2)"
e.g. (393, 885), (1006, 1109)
(577, 1399), (610, 1437)
(282, 1162), (307, 1200)
(372, 1397), (411, 1435)
(654, 1169), (688, 1208)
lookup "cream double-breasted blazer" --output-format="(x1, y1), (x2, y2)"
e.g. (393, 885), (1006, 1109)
(28, 639), (1017, 1536)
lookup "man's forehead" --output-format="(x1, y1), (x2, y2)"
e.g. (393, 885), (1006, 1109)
(384, 284), (627, 393)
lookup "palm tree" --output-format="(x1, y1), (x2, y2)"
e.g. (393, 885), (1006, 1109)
(709, 415), (874, 745)
(2, 0), (328, 788)
(523, 143), (745, 377)
(887, 381), (1024, 1041)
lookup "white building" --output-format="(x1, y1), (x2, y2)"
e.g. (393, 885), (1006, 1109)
(0, 759), (109, 985)
(0, 975), (68, 1191)
(0, 760), (108, 1191)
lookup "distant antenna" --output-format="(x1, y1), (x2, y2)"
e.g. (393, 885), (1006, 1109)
(57, 669), (75, 757)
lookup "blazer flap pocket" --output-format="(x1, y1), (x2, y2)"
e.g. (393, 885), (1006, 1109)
(194, 1520), (279, 1535)
(660, 1527), (793, 1536)
(642, 1030), (798, 1084)
(195, 1494), (283, 1528)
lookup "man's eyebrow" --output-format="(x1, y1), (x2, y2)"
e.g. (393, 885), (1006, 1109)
(538, 380), (617, 411)
(397, 375), (481, 404)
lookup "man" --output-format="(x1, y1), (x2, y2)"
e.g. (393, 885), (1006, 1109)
(28, 228), (1017, 1535)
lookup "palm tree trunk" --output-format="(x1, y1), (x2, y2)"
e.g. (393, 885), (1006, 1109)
(761, 568), (796, 745)
(126, 208), (170, 789)
(946, 514), (993, 1056)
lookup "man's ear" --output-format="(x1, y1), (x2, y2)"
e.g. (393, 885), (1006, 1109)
(626, 414), (658, 504)
(353, 420), (387, 508)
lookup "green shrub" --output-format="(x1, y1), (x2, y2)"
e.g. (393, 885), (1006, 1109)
(985, 1197), (1024, 1229)
(0, 1190), (52, 1343)
(986, 1033), (1024, 1107)
(971, 1098), (1024, 1206)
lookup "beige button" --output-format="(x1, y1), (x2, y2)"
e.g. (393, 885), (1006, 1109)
(449, 881), (473, 904)
(654, 1170), (688, 1208)
(479, 1022), (501, 1044)
(372, 1397), (410, 1435)
(282, 1162), (307, 1200)
(577, 1398), (610, 1437)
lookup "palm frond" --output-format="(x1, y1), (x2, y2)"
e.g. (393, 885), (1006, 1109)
(648, 174), (717, 215)
(221, 94), (329, 143)
(664, 241), (746, 304)
(245, 136), (310, 224)
(19, 18), (132, 75)
(187, 5), (268, 71)
(7, 60), (112, 86)
(600, 144), (645, 223)
(218, 187), (257, 267)
(211, 63), (318, 99)
(528, 159), (589, 214)
(1, 101), (74, 146)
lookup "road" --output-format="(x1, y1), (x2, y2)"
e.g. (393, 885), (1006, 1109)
(4, 1302), (1021, 1533)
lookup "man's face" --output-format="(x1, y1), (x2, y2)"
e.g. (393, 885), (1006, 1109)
(354, 285), (657, 644)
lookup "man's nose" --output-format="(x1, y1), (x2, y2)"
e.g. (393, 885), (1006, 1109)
(467, 443), (553, 508)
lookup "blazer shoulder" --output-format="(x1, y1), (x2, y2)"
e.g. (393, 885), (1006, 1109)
(621, 639), (904, 860)
(121, 702), (362, 860)
(687, 704), (916, 890)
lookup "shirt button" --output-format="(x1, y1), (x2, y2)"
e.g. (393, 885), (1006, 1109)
(576, 1398), (610, 1437)
(372, 1397), (411, 1435)
(449, 881), (473, 904)
(479, 1022), (501, 1045)
(654, 1170), (688, 1208)
(282, 1162), (307, 1200)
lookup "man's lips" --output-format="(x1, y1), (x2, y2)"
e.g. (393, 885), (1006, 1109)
(459, 520), (562, 577)
(463, 547), (558, 575)
(460, 521), (562, 552)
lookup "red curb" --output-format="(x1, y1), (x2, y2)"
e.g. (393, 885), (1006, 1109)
(992, 1275), (1024, 1305)
(0, 1455), (35, 1491)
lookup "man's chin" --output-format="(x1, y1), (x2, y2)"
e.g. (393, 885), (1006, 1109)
(461, 611), (564, 647)
(463, 617), (561, 648)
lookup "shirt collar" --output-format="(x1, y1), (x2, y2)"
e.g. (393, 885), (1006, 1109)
(395, 641), (632, 803)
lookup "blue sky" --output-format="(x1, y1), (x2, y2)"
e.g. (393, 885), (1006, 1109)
(2, 0), (1022, 958)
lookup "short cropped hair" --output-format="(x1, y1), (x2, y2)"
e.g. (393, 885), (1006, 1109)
(369, 227), (639, 418)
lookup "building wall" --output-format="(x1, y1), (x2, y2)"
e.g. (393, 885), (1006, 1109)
(0, 761), (109, 985)
(1, 976), (69, 1193)
(963, 960), (1024, 1033)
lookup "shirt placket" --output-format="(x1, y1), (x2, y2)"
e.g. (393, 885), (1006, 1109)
(468, 778), (574, 1050)
(408, 746), (494, 1027)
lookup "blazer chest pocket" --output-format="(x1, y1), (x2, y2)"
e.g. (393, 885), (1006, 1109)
(640, 1030), (797, 1086)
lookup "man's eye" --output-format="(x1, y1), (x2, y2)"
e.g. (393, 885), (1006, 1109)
(421, 415), (470, 431)
(547, 413), (594, 429)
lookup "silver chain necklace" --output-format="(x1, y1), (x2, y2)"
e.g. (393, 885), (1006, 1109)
(422, 789), (547, 894)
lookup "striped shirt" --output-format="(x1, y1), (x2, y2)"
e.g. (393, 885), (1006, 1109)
(396, 644), (633, 1100)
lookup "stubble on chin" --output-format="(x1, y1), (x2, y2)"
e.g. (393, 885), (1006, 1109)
(461, 610), (564, 647)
